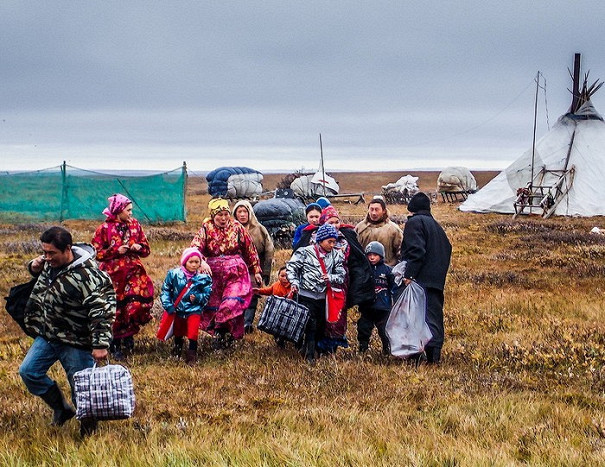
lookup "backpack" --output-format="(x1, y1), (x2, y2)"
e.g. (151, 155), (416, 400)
(4, 278), (37, 337)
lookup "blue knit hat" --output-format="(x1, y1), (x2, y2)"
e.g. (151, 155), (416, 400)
(315, 223), (338, 243)
(316, 197), (331, 209)
(305, 202), (322, 214)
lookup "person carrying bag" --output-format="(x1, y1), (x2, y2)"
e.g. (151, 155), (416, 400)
(286, 223), (346, 363)
(18, 226), (116, 437)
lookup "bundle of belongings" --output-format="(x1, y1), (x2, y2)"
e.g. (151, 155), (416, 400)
(381, 175), (420, 204)
(437, 167), (477, 193)
(254, 197), (306, 244)
(206, 167), (263, 198)
(290, 172), (339, 198)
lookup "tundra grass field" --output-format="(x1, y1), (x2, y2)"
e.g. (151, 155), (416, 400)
(0, 171), (604, 466)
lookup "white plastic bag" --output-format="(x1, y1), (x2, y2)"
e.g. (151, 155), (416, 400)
(385, 281), (432, 358)
(391, 261), (407, 287)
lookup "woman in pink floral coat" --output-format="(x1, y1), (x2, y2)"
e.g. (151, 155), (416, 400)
(191, 198), (262, 348)
(92, 193), (154, 359)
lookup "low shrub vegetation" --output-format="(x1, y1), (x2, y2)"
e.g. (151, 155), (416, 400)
(0, 173), (604, 465)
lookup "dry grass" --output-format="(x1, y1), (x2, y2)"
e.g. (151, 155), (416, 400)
(1, 172), (604, 465)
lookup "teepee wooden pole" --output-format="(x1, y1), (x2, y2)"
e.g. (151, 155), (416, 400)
(571, 53), (581, 113)
(319, 133), (326, 196)
(529, 71), (540, 215)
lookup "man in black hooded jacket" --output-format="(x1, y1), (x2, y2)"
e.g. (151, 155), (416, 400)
(400, 192), (451, 364)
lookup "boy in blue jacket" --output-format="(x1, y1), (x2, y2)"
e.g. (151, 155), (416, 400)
(357, 241), (395, 354)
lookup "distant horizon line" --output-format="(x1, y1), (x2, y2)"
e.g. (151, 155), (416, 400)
(1, 166), (503, 177)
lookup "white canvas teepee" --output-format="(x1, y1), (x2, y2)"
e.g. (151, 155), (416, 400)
(461, 75), (605, 217)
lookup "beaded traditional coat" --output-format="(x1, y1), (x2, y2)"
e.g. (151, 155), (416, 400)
(92, 217), (154, 338)
(191, 218), (261, 339)
(191, 218), (261, 276)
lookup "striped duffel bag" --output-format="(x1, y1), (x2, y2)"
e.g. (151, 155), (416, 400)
(258, 295), (309, 344)
(73, 362), (135, 420)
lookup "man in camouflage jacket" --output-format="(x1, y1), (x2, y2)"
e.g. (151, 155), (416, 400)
(19, 226), (116, 436)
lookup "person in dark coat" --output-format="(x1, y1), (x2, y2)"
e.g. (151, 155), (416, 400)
(400, 192), (452, 364)
(357, 241), (395, 355)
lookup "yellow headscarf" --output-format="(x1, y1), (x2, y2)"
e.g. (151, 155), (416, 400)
(208, 198), (230, 218)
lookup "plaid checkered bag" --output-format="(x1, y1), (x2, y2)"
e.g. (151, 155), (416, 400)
(258, 295), (309, 343)
(73, 363), (135, 420)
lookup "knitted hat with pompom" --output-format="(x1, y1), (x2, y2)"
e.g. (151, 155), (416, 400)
(315, 223), (339, 243)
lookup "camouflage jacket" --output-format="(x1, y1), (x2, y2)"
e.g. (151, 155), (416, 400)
(24, 244), (116, 350)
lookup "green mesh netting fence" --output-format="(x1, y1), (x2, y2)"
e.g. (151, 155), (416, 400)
(0, 163), (187, 223)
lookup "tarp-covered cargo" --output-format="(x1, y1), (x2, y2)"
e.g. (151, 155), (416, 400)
(381, 174), (419, 204)
(206, 167), (263, 198)
(437, 167), (477, 193)
(290, 173), (339, 198)
(253, 198), (306, 246)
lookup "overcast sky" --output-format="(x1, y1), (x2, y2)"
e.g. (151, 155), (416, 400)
(1, 1), (603, 174)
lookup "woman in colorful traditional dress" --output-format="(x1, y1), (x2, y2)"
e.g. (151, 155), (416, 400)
(191, 198), (262, 348)
(92, 193), (154, 359)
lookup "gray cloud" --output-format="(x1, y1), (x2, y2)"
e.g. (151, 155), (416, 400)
(1, 1), (604, 172)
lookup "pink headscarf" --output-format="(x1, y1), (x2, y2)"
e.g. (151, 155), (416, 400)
(180, 247), (202, 279)
(319, 205), (340, 225)
(102, 193), (132, 219)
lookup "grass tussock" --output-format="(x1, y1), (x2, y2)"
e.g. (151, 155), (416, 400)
(0, 173), (604, 465)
